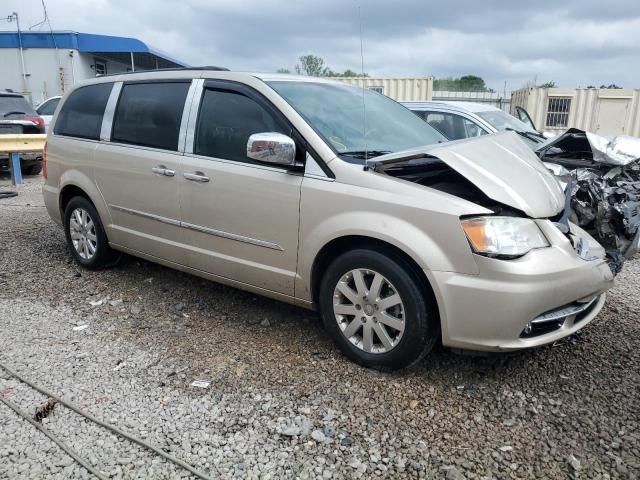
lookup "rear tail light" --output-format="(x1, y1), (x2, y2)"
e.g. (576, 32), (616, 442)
(25, 116), (45, 131)
(43, 141), (47, 179)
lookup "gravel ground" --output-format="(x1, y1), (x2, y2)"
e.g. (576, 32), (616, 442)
(0, 175), (639, 479)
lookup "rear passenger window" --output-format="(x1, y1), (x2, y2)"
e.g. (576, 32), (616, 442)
(194, 89), (287, 163)
(111, 82), (190, 151)
(54, 83), (112, 140)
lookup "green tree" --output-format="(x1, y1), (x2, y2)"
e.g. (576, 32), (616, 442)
(295, 55), (327, 76)
(538, 81), (557, 88)
(333, 69), (368, 77)
(433, 75), (490, 92)
(276, 68), (290, 74)
(458, 75), (488, 91)
(292, 55), (368, 77)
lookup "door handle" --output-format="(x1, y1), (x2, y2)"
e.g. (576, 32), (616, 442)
(184, 171), (210, 183)
(151, 165), (175, 177)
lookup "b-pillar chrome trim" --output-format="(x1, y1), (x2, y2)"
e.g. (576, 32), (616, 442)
(179, 79), (202, 153)
(100, 82), (123, 142)
(184, 79), (205, 154)
(109, 204), (283, 251)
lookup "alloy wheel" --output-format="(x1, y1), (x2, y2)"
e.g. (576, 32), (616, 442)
(69, 208), (98, 260)
(333, 268), (405, 354)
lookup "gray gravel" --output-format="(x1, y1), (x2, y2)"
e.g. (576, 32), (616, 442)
(1, 175), (639, 479)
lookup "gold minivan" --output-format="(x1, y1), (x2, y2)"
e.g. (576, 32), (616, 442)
(43, 69), (614, 370)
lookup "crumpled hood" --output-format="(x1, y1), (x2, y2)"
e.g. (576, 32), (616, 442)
(373, 131), (565, 218)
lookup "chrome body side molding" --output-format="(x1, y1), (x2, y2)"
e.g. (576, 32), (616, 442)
(109, 204), (283, 251)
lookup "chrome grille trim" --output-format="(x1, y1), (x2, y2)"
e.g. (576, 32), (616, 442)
(531, 295), (599, 325)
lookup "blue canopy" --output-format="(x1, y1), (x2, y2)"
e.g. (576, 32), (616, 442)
(0, 31), (187, 69)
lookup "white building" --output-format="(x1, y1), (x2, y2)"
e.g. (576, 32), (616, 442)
(511, 86), (640, 136)
(0, 31), (186, 105)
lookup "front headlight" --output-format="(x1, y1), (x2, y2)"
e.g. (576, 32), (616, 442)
(461, 216), (549, 257)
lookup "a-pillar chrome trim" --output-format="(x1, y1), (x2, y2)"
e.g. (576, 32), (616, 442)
(109, 204), (283, 251)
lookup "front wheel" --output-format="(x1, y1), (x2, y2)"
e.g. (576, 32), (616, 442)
(64, 196), (119, 270)
(319, 249), (438, 371)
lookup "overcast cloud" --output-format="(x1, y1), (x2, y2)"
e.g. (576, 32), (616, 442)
(3, 0), (640, 91)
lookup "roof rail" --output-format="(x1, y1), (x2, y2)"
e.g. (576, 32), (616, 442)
(96, 66), (229, 78)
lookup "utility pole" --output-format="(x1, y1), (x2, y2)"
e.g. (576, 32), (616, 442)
(8, 12), (29, 96)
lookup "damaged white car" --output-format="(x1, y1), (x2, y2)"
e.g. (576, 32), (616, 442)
(45, 73), (614, 370)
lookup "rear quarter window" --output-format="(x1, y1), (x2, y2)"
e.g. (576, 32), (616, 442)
(54, 83), (113, 140)
(111, 82), (190, 151)
(0, 95), (37, 117)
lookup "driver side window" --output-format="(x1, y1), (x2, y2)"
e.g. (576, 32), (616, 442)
(194, 89), (289, 164)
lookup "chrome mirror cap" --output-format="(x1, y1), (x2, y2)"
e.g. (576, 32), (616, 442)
(247, 132), (296, 166)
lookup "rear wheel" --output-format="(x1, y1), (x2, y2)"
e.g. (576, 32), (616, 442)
(64, 196), (119, 269)
(319, 249), (438, 371)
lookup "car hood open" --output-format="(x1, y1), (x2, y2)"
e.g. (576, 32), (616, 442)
(372, 132), (565, 218)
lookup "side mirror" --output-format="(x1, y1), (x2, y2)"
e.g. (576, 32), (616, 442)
(247, 132), (296, 166)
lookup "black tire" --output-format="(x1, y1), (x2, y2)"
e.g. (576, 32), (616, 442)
(64, 196), (119, 270)
(319, 249), (439, 371)
(21, 164), (43, 176)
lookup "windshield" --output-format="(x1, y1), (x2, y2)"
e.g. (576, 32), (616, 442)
(476, 110), (537, 134)
(268, 81), (447, 162)
(476, 109), (545, 149)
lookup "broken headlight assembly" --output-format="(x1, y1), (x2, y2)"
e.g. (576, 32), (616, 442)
(461, 216), (549, 258)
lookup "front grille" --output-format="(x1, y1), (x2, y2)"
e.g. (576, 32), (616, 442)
(520, 295), (600, 338)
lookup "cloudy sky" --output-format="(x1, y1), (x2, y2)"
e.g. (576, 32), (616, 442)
(3, 0), (640, 92)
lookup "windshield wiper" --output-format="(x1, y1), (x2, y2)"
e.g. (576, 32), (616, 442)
(505, 127), (545, 143)
(3, 111), (27, 117)
(340, 150), (392, 159)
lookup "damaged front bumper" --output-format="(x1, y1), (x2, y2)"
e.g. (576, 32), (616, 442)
(427, 220), (614, 351)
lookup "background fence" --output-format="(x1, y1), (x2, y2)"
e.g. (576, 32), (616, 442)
(432, 91), (511, 112)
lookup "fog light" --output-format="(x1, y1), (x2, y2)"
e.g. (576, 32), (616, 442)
(524, 323), (532, 335)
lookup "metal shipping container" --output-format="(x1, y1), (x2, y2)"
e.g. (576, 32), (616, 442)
(330, 77), (433, 102)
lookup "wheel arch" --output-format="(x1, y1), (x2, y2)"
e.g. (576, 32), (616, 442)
(309, 235), (440, 323)
(58, 171), (113, 236)
(59, 184), (94, 215)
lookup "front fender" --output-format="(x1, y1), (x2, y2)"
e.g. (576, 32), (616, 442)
(296, 210), (479, 302)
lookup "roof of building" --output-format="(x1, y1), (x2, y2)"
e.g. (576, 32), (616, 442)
(0, 31), (187, 69)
